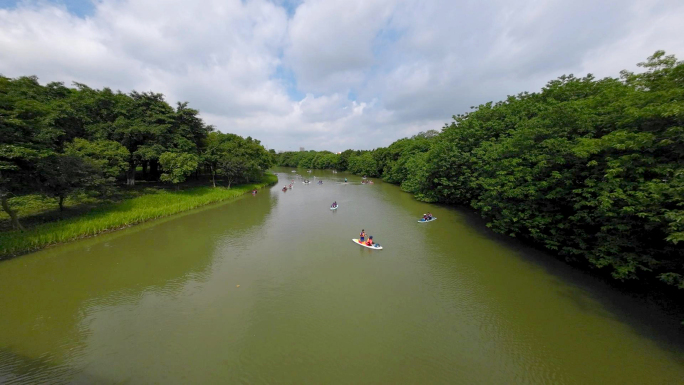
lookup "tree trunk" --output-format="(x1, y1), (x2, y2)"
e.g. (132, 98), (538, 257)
(126, 161), (136, 186)
(150, 160), (159, 181)
(1, 195), (24, 231)
(142, 161), (148, 180)
(210, 165), (216, 188)
(58, 196), (65, 212)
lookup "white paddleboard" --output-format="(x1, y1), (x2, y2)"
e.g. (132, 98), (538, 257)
(352, 239), (383, 249)
(418, 218), (437, 223)
(330, 205), (338, 210)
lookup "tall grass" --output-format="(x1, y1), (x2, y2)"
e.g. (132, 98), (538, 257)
(0, 174), (278, 259)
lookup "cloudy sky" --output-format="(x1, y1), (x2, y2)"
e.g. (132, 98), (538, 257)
(1, 0), (683, 151)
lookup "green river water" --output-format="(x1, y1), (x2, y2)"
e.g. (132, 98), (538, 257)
(1, 168), (683, 384)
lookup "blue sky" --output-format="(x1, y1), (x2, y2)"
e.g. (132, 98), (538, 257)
(1, 0), (684, 151)
(1, 0), (94, 17)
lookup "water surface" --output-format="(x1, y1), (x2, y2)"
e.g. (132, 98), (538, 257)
(1, 169), (683, 384)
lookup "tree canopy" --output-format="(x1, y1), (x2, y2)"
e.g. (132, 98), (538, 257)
(1, 76), (273, 228)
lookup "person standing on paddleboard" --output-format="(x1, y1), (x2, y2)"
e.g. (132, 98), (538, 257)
(360, 229), (366, 243)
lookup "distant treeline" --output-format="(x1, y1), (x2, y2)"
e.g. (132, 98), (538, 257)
(277, 51), (684, 289)
(1, 76), (274, 230)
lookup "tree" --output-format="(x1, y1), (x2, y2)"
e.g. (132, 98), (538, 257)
(218, 155), (248, 188)
(38, 155), (102, 212)
(64, 138), (129, 181)
(0, 145), (43, 230)
(1, 74), (271, 231)
(201, 132), (224, 188)
(347, 152), (378, 177)
(158, 152), (199, 189)
(202, 132), (273, 187)
(0, 75), (56, 229)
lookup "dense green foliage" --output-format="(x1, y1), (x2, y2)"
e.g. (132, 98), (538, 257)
(1, 76), (274, 230)
(0, 174), (277, 258)
(277, 52), (684, 288)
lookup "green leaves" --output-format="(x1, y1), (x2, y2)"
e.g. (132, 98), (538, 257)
(1, 74), (268, 228)
(347, 152), (378, 177)
(200, 131), (272, 187)
(159, 152), (199, 186)
(65, 138), (129, 180)
(37, 154), (103, 209)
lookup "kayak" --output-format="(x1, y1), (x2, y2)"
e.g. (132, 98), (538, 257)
(418, 217), (437, 223)
(330, 205), (338, 210)
(352, 239), (383, 250)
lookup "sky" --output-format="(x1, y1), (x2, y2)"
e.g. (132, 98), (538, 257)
(1, 0), (684, 152)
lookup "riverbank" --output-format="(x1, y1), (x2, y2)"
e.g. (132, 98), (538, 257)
(0, 173), (278, 259)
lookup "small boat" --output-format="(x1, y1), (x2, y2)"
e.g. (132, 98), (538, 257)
(330, 205), (338, 210)
(418, 217), (437, 223)
(352, 239), (382, 249)
(303, 181), (310, 184)
(291, 170), (296, 173)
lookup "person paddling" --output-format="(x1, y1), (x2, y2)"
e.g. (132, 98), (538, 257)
(359, 229), (366, 243)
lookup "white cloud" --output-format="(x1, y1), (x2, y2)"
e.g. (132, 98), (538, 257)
(284, 0), (395, 92)
(2, 0), (684, 152)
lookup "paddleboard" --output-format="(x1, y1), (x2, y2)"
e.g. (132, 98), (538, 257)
(352, 239), (383, 249)
(418, 217), (437, 223)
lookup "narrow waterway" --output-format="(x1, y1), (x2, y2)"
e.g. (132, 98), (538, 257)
(1, 168), (683, 384)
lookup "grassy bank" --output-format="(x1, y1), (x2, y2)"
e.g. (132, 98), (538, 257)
(0, 173), (278, 259)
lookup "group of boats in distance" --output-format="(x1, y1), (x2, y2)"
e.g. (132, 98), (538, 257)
(283, 170), (438, 250)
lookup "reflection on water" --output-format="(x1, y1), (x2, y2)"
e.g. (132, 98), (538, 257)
(0, 169), (683, 384)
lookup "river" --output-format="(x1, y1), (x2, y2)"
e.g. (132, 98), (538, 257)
(1, 168), (683, 384)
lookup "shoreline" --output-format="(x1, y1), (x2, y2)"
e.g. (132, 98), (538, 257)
(0, 174), (278, 260)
